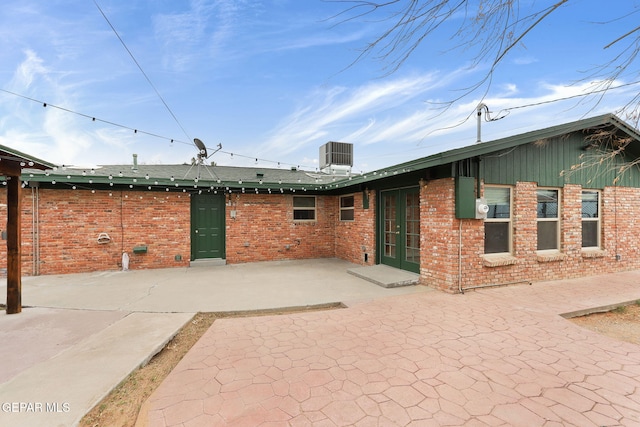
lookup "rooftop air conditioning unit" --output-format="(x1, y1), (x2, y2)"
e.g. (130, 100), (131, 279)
(320, 141), (353, 175)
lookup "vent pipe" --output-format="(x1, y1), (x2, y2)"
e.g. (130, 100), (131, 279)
(132, 153), (138, 171)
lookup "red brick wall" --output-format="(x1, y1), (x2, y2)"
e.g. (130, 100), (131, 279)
(0, 187), (377, 276)
(334, 191), (376, 265)
(9, 177), (637, 288)
(420, 178), (640, 293)
(225, 191), (376, 265)
(420, 180), (459, 290)
(604, 186), (640, 266)
(225, 193), (337, 263)
(0, 188), (190, 275)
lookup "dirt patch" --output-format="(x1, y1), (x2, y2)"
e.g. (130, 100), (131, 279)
(569, 301), (640, 345)
(79, 303), (343, 427)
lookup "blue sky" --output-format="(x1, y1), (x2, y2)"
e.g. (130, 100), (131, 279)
(0, 0), (638, 172)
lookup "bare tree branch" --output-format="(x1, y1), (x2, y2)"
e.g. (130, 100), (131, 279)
(331, 1), (640, 183)
(331, 0), (640, 124)
(604, 25), (640, 50)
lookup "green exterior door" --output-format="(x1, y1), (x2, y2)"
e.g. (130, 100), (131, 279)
(191, 194), (225, 260)
(380, 188), (420, 273)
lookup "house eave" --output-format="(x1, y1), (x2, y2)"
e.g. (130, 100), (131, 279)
(332, 113), (640, 191)
(11, 113), (640, 194)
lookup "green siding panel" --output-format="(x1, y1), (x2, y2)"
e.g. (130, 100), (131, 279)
(480, 132), (640, 189)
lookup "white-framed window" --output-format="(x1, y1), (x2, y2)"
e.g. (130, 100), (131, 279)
(293, 196), (316, 221)
(536, 188), (560, 251)
(581, 190), (601, 249)
(339, 195), (355, 221)
(484, 186), (512, 254)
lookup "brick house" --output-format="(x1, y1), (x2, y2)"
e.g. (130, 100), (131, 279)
(2, 113), (640, 293)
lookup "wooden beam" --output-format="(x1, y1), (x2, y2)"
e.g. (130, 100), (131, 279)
(6, 175), (21, 314)
(0, 161), (22, 178)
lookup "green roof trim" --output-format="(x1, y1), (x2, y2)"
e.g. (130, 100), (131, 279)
(16, 113), (640, 193)
(332, 113), (640, 189)
(0, 143), (57, 170)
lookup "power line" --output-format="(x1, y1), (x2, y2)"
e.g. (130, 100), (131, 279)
(5, 76), (637, 173)
(91, 2), (315, 171)
(93, 0), (192, 143)
(0, 88), (317, 170)
(417, 80), (640, 143)
(0, 88), (186, 144)
(501, 80), (640, 112)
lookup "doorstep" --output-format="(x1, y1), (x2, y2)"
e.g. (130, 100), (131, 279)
(189, 258), (226, 268)
(347, 264), (419, 288)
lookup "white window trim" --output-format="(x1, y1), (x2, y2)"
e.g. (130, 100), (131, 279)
(581, 189), (601, 250)
(293, 196), (316, 221)
(339, 194), (355, 222)
(536, 187), (561, 254)
(483, 185), (513, 255)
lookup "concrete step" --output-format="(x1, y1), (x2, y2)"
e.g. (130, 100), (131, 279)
(347, 264), (419, 288)
(190, 258), (226, 267)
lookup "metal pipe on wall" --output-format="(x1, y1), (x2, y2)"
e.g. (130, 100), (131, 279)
(31, 185), (40, 276)
(458, 219), (463, 294)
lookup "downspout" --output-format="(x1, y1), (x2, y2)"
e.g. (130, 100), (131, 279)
(31, 185), (40, 276)
(31, 186), (35, 276)
(36, 186), (40, 276)
(458, 219), (463, 294)
(614, 184), (619, 260)
(120, 191), (125, 255)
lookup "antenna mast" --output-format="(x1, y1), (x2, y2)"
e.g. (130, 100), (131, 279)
(476, 103), (507, 143)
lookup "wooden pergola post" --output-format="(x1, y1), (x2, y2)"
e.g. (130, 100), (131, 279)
(6, 174), (21, 314)
(0, 147), (53, 315)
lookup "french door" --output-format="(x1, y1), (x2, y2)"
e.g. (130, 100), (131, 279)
(380, 188), (420, 273)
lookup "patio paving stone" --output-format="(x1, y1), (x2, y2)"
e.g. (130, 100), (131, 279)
(137, 272), (640, 426)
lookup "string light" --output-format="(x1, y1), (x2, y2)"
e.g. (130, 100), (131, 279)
(1, 89), (318, 170)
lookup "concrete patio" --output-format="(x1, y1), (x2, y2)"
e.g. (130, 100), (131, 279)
(137, 269), (640, 426)
(0, 258), (427, 426)
(0, 259), (639, 426)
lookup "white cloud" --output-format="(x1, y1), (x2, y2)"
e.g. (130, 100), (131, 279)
(267, 29), (368, 53)
(261, 72), (440, 154)
(10, 49), (48, 89)
(513, 56), (538, 65)
(153, 0), (252, 71)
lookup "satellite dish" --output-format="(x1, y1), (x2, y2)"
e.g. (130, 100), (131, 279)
(186, 138), (222, 180)
(194, 138), (208, 158)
